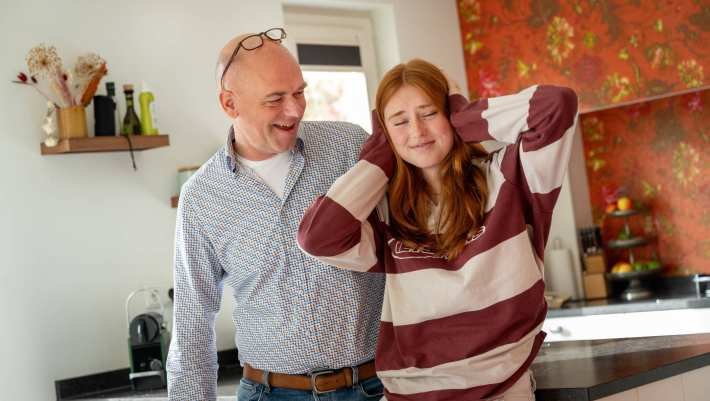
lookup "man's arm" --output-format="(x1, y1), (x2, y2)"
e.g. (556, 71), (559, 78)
(167, 196), (224, 401)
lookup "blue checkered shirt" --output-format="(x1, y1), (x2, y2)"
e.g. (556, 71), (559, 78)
(167, 121), (385, 401)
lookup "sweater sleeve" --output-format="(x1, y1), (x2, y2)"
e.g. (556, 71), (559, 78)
(450, 85), (578, 210)
(450, 85), (579, 257)
(297, 159), (387, 273)
(298, 112), (391, 273)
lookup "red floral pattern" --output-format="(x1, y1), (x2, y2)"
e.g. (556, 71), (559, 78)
(457, 0), (709, 112)
(580, 90), (710, 274)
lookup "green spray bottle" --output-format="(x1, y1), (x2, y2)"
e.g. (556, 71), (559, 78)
(139, 82), (158, 135)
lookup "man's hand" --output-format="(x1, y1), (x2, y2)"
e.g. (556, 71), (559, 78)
(359, 110), (395, 178)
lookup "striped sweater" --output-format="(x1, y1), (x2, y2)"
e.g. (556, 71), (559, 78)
(298, 85), (579, 400)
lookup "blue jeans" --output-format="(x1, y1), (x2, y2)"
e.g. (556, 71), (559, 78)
(237, 376), (384, 401)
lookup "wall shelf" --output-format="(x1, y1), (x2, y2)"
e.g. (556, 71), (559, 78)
(40, 135), (170, 155)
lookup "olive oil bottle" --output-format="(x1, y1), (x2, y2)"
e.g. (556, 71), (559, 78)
(121, 84), (142, 136)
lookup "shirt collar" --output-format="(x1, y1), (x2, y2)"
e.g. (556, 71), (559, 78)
(224, 126), (304, 173)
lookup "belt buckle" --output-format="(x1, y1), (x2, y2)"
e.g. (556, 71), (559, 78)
(309, 368), (337, 394)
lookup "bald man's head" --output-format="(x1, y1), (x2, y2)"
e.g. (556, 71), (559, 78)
(216, 30), (307, 161)
(216, 31), (298, 92)
(215, 33), (252, 91)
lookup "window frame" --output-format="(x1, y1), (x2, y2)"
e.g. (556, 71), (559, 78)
(284, 11), (379, 108)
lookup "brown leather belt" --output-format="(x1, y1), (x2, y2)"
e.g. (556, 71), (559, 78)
(243, 361), (376, 393)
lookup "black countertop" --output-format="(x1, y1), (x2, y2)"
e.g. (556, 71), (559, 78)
(62, 367), (242, 400)
(532, 333), (710, 400)
(66, 333), (710, 401)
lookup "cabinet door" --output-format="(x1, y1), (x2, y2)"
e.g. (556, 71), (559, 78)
(636, 375), (684, 401)
(544, 308), (710, 342)
(596, 388), (638, 401)
(682, 365), (710, 401)
(594, 366), (710, 401)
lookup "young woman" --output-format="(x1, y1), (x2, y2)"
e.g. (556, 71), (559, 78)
(298, 59), (578, 401)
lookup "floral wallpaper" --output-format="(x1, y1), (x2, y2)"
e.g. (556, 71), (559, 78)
(457, 0), (709, 112)
(456, 0), (710, 273)
(581, 90), (710, 274)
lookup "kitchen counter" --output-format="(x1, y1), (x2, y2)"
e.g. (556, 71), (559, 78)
(547, 294), (710, 318)
(65, 333), (710, 401)
(548, 275), (710, 318)
(64, 367), (242, 400)
(532, 333), (710, 400)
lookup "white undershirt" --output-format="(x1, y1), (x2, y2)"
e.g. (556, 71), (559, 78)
(237, 151), (291, 199)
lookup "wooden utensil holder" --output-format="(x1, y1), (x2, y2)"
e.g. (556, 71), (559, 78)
(57, 106), (88, 139)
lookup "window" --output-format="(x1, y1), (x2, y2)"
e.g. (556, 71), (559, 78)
(285, 9), (379, 133)
(301, 70), (371, 132)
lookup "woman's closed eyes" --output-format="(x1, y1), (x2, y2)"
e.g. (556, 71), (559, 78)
(392, 110), (438, 126)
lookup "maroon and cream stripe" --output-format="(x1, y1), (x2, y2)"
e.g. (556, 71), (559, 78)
(376, 280), (547, 371)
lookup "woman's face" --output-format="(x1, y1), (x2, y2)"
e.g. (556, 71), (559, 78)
(382, 84), (454, 173)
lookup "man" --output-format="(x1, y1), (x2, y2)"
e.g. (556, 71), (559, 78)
(166, 28), (385, 401)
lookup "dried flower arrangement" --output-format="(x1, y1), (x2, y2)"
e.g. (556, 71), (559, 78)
(12, 44), (107, 108)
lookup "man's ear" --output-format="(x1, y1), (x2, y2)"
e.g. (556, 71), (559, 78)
(219, 90), (239, 119)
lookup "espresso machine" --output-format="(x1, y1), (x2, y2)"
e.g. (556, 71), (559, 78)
(125, 288), (171, 390)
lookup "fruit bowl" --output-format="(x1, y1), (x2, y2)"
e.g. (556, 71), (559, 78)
(606, 265), (662, 301)
(606, 266), (661, 281)
(607, 208), (641, 218)
(607, 236), (650, 249)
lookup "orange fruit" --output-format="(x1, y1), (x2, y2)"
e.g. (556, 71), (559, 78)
(617, 196), (632, 211)
(617, 263), (633, 273)
(612, 262), (632, 273)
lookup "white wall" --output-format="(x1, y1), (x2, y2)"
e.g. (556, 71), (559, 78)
(546, 124), (592, 300)
(1, 1), (473, 400)
(0, 1), (283, 400)
(382, 0), (469, 98)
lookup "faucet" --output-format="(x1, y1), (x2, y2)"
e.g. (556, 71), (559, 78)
(692, 274), (710, 298)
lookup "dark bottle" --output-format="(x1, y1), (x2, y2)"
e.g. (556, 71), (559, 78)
(121, 84), (142, 136)
(93, 82), (117, 136)
(107, 82), (119, 134)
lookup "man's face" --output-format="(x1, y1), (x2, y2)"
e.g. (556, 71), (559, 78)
(222, 44), (307, 160)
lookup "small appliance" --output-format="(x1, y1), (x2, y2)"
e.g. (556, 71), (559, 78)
(125, 288), (171, 390)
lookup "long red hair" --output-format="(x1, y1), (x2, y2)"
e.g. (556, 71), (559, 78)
(375, 59), (489, 260)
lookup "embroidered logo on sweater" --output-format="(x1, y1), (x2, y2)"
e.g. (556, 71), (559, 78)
(388, 226), (486, 260)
